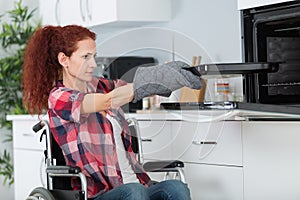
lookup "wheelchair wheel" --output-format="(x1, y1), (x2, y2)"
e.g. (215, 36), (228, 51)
(26, 187), (56, 200)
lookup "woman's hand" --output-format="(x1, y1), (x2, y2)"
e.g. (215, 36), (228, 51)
(132, 61), (203, 102)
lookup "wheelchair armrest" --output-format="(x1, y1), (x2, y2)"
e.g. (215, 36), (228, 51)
(143, 160), (184, 172)
(46, 166), (88, 200)
(46, 165), (82, 174)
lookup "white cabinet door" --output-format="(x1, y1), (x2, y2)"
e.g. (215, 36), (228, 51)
(39, 0), (60, 25)
(39, 0), (86, 26)
(86, 0), (171, 27)
(185, 163), (244, 200)
(12, 120), (45, 150)
(86, 0), (118, 26)
(40, 0), (171, 27)
(14, 149), (46, 200)
(171, 121), (242, 166)
(138, 120), (172, 160)
(243, 121), (300, 200)
(237, 0), (295, 10)
(60, 0), (86, 26)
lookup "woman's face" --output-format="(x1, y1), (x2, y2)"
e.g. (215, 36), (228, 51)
(67, 38), (97, 84)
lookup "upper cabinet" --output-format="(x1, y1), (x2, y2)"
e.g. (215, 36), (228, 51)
(39, 0), (60, 26)
(237, 0), (295, 10)
(39, 0), (171, 27)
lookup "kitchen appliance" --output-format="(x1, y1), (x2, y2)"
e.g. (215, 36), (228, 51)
(241, 1), (300, 104)
(194, 1), (300, 105)
(161, 1), (300, 113)
(96, 56), (155, 112)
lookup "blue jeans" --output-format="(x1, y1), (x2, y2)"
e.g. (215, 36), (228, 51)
(92, 180), (191, 200)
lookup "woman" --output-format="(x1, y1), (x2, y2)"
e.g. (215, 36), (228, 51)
(23, 25), (201, 200)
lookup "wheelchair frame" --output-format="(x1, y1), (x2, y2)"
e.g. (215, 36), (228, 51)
(27, 120), (88, 200)
(27, 118), (185, 200)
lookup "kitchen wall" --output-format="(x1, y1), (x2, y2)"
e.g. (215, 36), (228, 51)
(0, 1), (38, 199)
(91, 0), (242, 63)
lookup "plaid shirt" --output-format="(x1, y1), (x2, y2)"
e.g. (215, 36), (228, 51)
(48, 77), (151, 198)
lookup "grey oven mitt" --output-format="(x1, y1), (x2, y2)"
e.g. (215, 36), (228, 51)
(133, 61), (203, 102)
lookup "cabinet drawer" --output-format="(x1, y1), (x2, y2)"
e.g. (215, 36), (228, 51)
(12, 120), (45, 150)
(171, 121), (242, 166)
(138, 120), (172, 160)
(14, 149), (46, 200)
(185, 163), (243, 200)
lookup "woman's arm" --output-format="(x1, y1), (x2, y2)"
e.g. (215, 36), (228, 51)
(81, 83), (134, 114)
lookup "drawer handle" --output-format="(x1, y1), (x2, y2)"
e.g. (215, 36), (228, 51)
(141, 138), (152, 142)
(22, 133), (34, 137)
(192, 141), (217, 145)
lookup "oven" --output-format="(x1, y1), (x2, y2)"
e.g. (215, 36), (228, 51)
(242, 1), (300, 104)
(160, 1), (300, 113)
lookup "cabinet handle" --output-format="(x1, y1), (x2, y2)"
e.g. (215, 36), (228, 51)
(80, 0), (86, 22)
(141, 138), (152, 142)
(192, 141), (217, 145)
(22, 133), (34, 137)
(86, 0), (92, 21)
(55, 0), (61, 25)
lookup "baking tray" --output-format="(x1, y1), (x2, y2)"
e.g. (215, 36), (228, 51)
(195, 62), (280, 75)
(160, 101), (237, 110)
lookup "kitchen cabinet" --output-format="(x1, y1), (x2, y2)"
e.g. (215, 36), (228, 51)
(39, 0), (60, 25)
(39, 0), (171, 27)
(39, 0), (88, 26)
(14, 149), (46, 199)
(11, 111), (300, 199)
(87, 0), (171, 27)
(237, 0), (295, 10)
(59, 0), (86, 26)
(242, 121), (300, 200)
(7, 116), (46, 200)
(170, 120), (243, 200)
(184, 163), (243, 200)
(136, 120), (174, 181)
(137, 120), (172, 161)
(171, 121), (242, 166)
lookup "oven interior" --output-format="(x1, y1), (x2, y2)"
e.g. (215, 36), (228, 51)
(243, 1), (300, 104)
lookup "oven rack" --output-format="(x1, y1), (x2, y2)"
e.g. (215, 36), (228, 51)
(261, 82), (300, 87)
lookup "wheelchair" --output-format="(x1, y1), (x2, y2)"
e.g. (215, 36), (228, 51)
(26, 118), (185, 200)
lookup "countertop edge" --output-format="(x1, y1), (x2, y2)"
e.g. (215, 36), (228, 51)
(6, 107), (300, 122)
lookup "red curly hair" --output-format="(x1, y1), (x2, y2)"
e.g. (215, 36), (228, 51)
(22, 25), (96, 115)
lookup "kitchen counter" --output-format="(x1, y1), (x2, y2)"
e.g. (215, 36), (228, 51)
(6, 110), (235, 122)
(7, 104), (300, 123)
(159, 102), (300, 121)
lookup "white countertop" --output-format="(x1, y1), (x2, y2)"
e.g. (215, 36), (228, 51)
(6, 109), (300, 122)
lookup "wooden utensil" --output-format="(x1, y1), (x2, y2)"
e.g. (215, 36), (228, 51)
(179, 56), (207, 102)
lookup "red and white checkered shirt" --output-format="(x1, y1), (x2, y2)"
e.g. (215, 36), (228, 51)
(48, 77), (151, 198)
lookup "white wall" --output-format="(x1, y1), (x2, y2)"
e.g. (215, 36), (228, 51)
(0, 1), (39, 199)
(91, 0), (242, 64)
